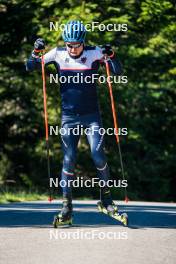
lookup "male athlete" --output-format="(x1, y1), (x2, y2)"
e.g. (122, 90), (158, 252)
(26, 20), (123, 225)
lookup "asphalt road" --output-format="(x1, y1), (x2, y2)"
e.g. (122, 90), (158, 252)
(0, 200), (176, 264)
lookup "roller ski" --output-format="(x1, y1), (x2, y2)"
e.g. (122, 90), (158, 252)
(97, 190), (128, 226)
(53, 200), (73, 227)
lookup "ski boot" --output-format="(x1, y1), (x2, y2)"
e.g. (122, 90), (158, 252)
(97, 189), (128, 226)
(53, 200), (73, 228)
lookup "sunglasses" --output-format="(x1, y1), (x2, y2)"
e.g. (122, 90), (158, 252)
(66, 43), (82, 49)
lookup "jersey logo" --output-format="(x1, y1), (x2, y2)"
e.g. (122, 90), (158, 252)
(80, 57), (87, 63)
(65, 58), (69, 63)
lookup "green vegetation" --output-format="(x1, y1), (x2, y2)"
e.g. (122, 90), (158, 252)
(0, 0), (175, 202)
(0, 188), (49, 203)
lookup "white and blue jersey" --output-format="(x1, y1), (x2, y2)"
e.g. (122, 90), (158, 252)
(26, 46), (122, 116)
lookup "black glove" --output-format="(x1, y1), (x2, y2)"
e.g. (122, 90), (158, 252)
(101, 44), (114, 57)
(32, 38), (45, 58)
(34, 38), (45, 51)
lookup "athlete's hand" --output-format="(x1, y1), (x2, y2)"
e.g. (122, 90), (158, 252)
(34, 38), (45, 52)
(102, 44), (114, 57)
(32, 38), (45, 58)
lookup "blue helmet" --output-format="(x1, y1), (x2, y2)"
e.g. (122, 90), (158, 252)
(62, 20), (86, 43)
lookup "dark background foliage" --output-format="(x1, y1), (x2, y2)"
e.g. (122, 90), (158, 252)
(0, 0), (175, 201)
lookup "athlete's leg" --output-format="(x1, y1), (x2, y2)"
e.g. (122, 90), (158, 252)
(60, 118), (80, 201)
(85, 113), (110, 183)
(85, 113), (117, 211)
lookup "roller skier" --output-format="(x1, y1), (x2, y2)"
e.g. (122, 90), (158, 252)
(26, 20), (128, 226)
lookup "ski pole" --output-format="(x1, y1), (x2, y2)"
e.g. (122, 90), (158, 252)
(41, 53), (53, 202)
(104, 55), (129, 203)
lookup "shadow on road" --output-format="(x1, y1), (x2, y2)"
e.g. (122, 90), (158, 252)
(0, 202), (176, 229)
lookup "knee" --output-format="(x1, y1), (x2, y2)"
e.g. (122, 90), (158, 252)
(91, 150), (106, 169)
(63, 155), (76, 172)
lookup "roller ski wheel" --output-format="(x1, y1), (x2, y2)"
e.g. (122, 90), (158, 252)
(97, 201), (128, 226)
(53, 214), (72, 228)
(53, 201), (73, 228)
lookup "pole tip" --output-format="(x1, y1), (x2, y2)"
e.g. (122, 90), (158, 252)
(48, 197), (53, 202)
(125, 196), (129, 203)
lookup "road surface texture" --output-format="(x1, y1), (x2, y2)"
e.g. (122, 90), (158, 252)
(0, 200), (176, 264)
